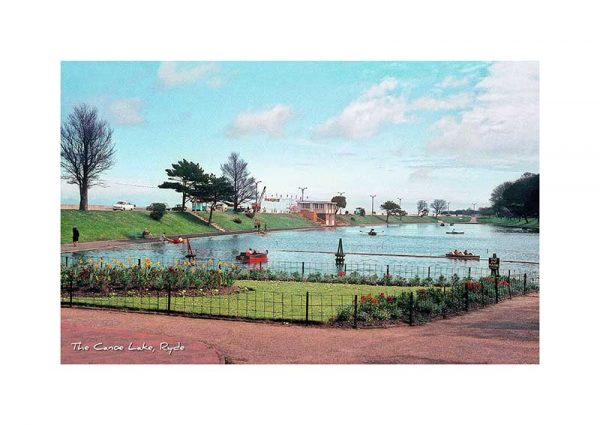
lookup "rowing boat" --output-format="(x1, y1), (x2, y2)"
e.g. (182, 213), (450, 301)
(445, 253), (480, 260)
(235, 251), (269, 263)
(446, 231), (464, 234)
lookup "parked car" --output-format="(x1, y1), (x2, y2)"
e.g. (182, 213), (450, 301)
(170, 204), (187, 212)
(113, 201), (135, 211)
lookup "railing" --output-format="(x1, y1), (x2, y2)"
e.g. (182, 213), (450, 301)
(61, 270), (539, 327)
(60, 255), (539, 284)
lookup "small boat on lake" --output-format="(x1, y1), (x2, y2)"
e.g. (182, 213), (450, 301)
(445, 253), (480, 260)
(235, 251), (269, 263)
(446, 230), (464, 235)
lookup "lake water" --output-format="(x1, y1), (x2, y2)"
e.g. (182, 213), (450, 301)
(62, 223), (539, 279)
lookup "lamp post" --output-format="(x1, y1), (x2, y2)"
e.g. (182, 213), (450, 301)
(369, 194), (376, 215)
(298, 187), (307, 201)
(397, 197), (403, 221)
(255, 180), (262, 205)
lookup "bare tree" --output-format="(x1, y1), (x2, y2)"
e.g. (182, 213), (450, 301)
(417, 200), (428, 215)
(220, 152), (256, 211)
(430, 199), (448, 217)
(61, 104), (116, 210)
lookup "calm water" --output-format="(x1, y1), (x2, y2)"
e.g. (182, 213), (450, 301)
(62, 224), (539, 277)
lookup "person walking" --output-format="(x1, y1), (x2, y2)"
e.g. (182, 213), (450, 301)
(72, 226), (79, 247)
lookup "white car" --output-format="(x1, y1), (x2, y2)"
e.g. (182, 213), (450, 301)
(113, 201), (135, 211)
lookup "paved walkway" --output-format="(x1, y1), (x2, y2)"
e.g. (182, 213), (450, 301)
(61, 294), (538, 364)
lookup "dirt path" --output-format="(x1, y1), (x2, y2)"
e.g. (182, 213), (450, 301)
(469, 216), (479, 224)
(61, 294), (538, 364)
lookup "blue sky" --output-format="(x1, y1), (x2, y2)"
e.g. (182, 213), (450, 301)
(61, 61), (539, 213)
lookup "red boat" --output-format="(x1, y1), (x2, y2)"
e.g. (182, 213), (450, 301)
(235, 251), (268, 263)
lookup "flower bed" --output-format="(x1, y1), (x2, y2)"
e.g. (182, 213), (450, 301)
(61, 257), (236, 294)
(335, 276), (539, 325)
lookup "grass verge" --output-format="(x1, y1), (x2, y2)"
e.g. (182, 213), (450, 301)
(61, 210), (213, 244)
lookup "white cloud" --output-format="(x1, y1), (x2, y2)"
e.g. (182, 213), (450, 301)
(408, 168), (433, 183)
(314, 77), (408, 139)
(426, 62), (539, 166)
(437, 76), (470, 88)
(157, 62), (217, 87)
(411, 92), (474, 111)
(227, 104), (294, 138)
(109, 98), (144, 125)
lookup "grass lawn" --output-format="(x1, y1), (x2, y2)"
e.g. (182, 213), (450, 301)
(61, 210), (214, 244)
(338, 214), (440, 226)
(65, 280), (420, 322)
(196, 211), (318, 231)
(477, 216), (539, 230)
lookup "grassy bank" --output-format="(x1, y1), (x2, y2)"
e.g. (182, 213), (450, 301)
(477, 216), (539, 230)
(337, 214), (471, 226)
(61, 210), (214, 244)
(196, 211), (318, 231)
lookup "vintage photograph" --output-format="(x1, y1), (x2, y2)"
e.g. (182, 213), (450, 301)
(60, 61), (539, 364)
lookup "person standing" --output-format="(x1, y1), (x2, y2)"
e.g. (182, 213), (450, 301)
(72, 226), (79, 247)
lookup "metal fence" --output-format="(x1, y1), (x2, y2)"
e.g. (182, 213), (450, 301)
(61, 272), (538, 327)
(61, 254), (539, 284)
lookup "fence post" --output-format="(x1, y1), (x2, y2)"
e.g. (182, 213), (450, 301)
(427, 266), (431, 279)
(138, 258), (141, 267)
(481, 280), (485, 305)
(507, 271), (512, 299)
(65, 256), (69, 267)
(494, 274), (499, 304)
(386, 265), (390, 277)
(523, 273), (527, 295)
(409, 292), (414, 326)
(69, 279), (73, 307)
(468, 267), (471, 279)
(301, 261), (305, 277)
(167, 281), (172, 314)
(353, 295), (358, 329)
(305, 291), (309, 323)
(464, 283), (469, 311)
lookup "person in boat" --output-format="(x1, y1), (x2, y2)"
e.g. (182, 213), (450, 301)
(142, 228), (151, 239)
(252, 249), (257, 254)
(246, 247), (252, 257)
(368, 228), (376, 235)
(177, 236), (184, 243)
(159, 233), (167, 242)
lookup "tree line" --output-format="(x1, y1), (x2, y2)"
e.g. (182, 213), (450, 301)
(488, 172), (539, 221)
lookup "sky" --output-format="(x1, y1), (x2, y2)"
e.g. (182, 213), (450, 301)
(61, 61), (539, 213)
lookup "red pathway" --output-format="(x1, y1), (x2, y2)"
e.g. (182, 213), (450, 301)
(61, 294), (539, 364)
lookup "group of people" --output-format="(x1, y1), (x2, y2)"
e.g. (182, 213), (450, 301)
(254, 221), (267, 233)
(449, 249), (473, 256)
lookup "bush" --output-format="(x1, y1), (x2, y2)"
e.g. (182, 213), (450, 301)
(149, 203), (166, 221)
(232, 217), (242, 224)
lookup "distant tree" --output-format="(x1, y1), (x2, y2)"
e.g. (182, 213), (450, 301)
(380, 201), (404, 223)
(190, 175), (235, 225)
(417, 200), (428, 216)
(149, 203), (166, 221)
(489, 173), (539, 221)
(61, 104), (116, 210)
(220, 152), (256, 212)
(331, 195), (347, 214)
(430, 199), (448, 217)
(158, 159), (208, 211)
(419, 208), (429, 217)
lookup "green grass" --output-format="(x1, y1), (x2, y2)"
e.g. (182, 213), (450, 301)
(338, 214), (441, 225)
(477, 216), (539, 229)
(61, 210), (214, 244)
(196, 211), (318, 231)
(64, 280), (420, 322)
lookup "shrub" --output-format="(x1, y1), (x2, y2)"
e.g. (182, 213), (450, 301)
(232, 217), (242, 224)
(149, 203), (167, 221)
